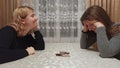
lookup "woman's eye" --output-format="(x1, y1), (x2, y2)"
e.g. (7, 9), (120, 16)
(31, 14), (35, 17)
(31, 15), (34, 17)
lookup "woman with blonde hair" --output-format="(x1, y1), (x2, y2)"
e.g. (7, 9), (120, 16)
(0, 6), (45, 64)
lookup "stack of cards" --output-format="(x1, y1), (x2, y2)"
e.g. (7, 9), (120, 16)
(55, 51), (70, 57)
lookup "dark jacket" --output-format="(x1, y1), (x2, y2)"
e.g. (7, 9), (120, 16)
(0, 26), (45, 64)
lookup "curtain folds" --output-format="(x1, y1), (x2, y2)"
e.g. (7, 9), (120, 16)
(2, 0), (119, 42)
(20, 0), (86, 43)
(86, 0), (120, 22)
(0, 0), (20, 28)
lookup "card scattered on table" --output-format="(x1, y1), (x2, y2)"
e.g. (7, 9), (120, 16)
(55, 51), (70, 57)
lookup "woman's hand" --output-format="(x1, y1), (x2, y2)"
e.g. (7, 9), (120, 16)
(26, 46), (35, 55)
(82, 24), (88, 32)
(94, 22), (104, 28)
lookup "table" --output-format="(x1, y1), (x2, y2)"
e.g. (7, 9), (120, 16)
(0, 43), (120, 68)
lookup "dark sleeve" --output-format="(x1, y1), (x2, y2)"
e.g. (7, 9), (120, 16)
(80, 31), (96, 49)
(33, 30), (45, 50)
(0, 26), (28, 64)
(25, 30), (45, 50)
(0, 49), (28, 64)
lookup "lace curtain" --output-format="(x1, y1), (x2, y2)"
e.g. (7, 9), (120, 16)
(20, 0), (86, 43)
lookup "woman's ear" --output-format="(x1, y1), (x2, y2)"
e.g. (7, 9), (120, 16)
(21, 19), (25, 24)
(22, 22), (25, 24)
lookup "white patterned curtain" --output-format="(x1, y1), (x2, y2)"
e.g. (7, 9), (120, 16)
(20, 0), (86, 43)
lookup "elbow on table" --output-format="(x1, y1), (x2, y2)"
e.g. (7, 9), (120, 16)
(35, 43), (45, 50)
(99, 52), (115, 58)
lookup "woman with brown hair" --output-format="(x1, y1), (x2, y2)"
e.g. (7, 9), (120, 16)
(0, 6), (45, 64)
(80, 5), (120, 60)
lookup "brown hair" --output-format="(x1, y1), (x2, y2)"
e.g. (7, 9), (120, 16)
(80, 5), (115, 39)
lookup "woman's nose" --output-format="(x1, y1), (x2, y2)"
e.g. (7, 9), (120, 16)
(35, 16), (38, 21)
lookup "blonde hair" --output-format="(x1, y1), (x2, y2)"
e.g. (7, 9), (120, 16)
(10, 6), (34, 31)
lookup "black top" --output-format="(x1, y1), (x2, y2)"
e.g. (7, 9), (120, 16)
(0, 26), (45, 64)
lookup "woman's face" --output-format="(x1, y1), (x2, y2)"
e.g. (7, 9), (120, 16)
(23, 11), (38, 33)
(83, 20), (97, 31)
